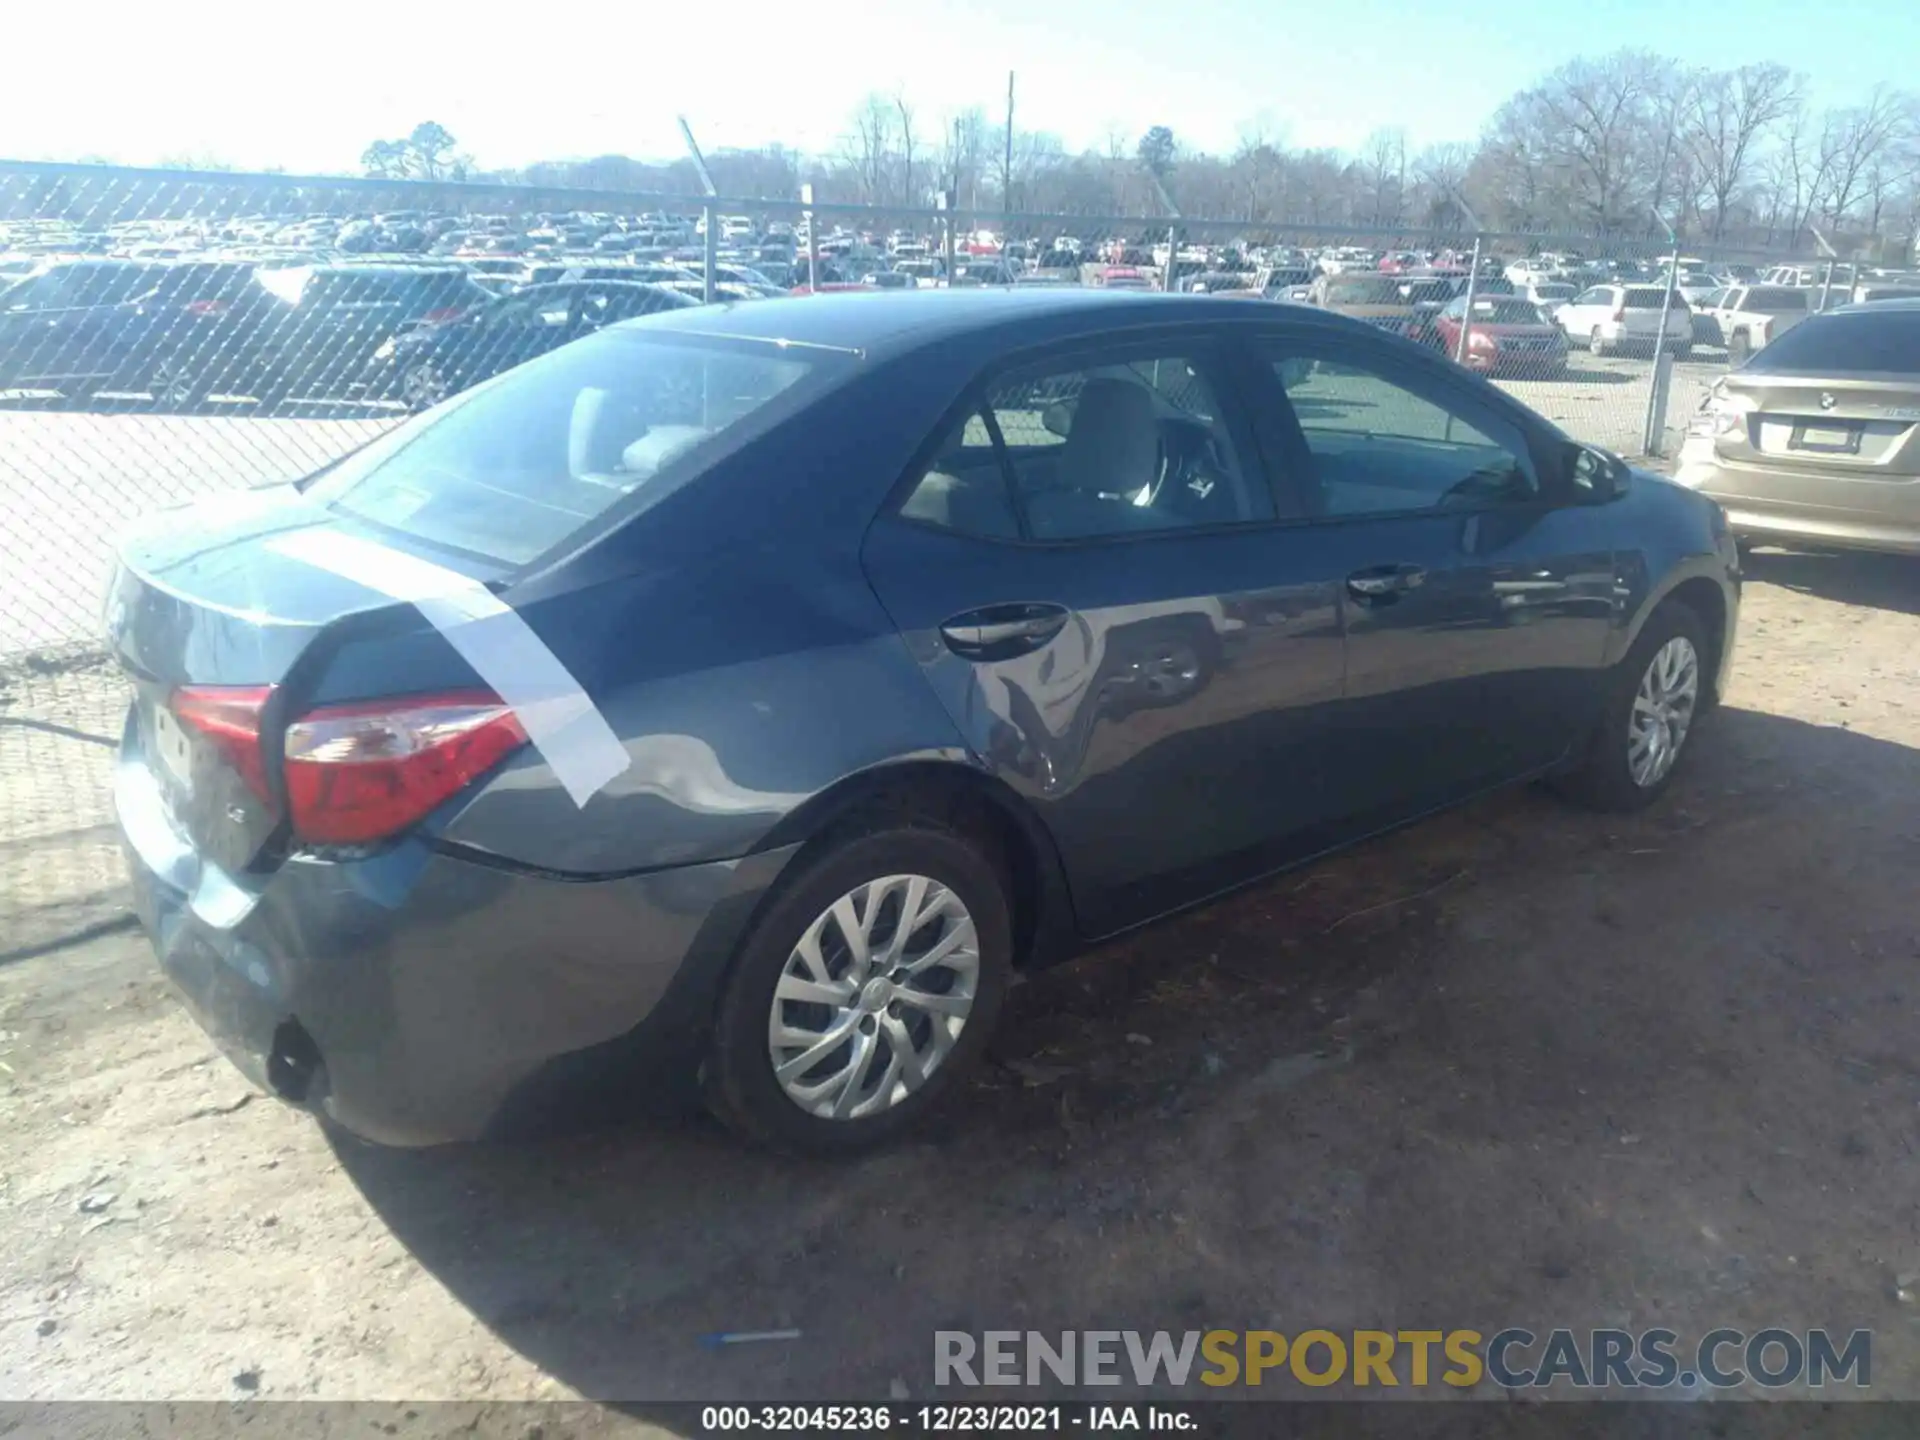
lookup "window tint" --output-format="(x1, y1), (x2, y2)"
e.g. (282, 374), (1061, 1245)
(1743, 310), (1920, 376)
(1269, 352), (1539, 516)
(305, 330), (829, 564)
(899, 355), (1273, 541)
(898, 405), (1021, 538)
(1746, 288), (1807, 312)
(1624, 287), (1680, 309)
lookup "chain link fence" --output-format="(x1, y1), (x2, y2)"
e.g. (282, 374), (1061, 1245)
(0, 158), (1814, 948)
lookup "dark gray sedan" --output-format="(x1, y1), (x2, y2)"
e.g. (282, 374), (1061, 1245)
(108, 289), (1740, 1154)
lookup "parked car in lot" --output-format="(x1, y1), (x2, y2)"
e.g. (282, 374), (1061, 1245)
(375, 279), (698, 410)
(106, 289), (1739, 1154)
(1705, 285), (1812, 364)
(1554, 284), (1693, 357)
(1431, 295), (1571, 376)
(0, 259), (168, 401)
(142, 263), (495, 410)
(1308, 272), (1423, 337)
(1677, 299), (1920, 554)
(1523, 281), (1578, 315)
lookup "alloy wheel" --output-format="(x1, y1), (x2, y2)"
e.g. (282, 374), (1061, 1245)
(766, 874), (980, 1121)
(152, 359), (200, 410)
(402, 362), (448, 412)
(1627, 635), (1699, 788)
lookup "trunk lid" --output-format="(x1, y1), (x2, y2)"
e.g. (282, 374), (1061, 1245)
(107, 485), (507, 871)
(1715, 373), (1920, 485)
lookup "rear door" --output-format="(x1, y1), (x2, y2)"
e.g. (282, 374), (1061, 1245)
(1250, 335), (1617, 819)
(860, 332), (1349, 936)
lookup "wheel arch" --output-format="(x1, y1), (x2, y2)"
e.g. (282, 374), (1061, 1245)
(1618, 571), (1730, 708)
(752, 758), (1081, 973)
(1660, 575), (1730, 706)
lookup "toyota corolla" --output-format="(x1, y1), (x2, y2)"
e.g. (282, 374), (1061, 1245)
(108, 289), (1740, 1154)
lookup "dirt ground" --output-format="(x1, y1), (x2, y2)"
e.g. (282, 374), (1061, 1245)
(4, 545), (1919, 1418)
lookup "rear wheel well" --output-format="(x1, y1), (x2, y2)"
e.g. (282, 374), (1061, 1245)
(1662, 578), (1728, 705)
(760, 764), (1061, 970)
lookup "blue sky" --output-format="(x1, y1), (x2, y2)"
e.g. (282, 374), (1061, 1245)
(4, 0), (1914, 172)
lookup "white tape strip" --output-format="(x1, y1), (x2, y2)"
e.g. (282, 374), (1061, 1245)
(264, 528), (631, 808)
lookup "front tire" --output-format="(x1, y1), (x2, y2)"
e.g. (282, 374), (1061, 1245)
(400, 360), (451, 413)
(1555, 602), (1708, 812)
(705, 818), (1013, 1155)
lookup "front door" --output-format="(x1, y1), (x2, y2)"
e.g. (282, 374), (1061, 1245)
(861, 338), (1348, 936)
(1249, 338), (1616, 822)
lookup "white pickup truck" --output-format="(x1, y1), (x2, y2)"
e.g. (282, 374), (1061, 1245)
(1698, 285), (1813, 364)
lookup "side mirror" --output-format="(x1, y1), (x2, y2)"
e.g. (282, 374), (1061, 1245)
(1041, 401), (1076, 438)
(1569, 442), (1629, 501)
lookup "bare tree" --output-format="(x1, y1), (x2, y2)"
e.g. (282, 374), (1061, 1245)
(843, 94), (896, 206)
(1818, 87), (1910, 229)
(1412, 142), (1473, 227)
(1358, 127), (1407, 227)
(1530, 51), (1666, 228)
(1687, 63), (1801, 240)
(895, 94), (919, 207)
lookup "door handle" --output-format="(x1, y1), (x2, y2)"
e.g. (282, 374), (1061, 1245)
(1346, 565), (1427, 601)
(939, 603), (1070, 657)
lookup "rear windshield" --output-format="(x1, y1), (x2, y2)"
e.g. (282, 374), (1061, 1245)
(260, 268), (488, 308)
(1741, 309), (1920, 377)
(1324, 277), (1407, 304)
(1624, 287), (1682, 309)
(303, 330), (836, 564)
(1471, 300), (1551, 324)
(4, 262), (161, 309)
(152, 263), (257, 301)
(1743, 288), (1807, 312)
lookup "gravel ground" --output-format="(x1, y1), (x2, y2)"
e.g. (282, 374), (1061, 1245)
(4, 545), (1919, 1414)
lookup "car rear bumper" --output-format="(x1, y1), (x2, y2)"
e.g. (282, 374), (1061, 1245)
(114, 734), (796, 1146)
(1674, 442), (1920, 555)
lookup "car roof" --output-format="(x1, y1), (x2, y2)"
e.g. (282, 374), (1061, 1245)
(616, 286), (1359, 357)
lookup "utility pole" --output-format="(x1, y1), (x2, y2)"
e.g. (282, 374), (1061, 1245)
(1002, 71), (1015, 229)
(677, 115), (719, 305)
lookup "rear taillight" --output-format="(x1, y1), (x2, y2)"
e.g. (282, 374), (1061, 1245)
(282, 691), (527, 845)
(1610, 303), (1626, 321)
(172, 685), (272, 801)
(183, 299), (228, 317)
(421, 307), (468, 324)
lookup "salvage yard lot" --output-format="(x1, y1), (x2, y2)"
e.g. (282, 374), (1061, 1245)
(3, 546), (1918, 1407)
(0, 350), (1719, 655)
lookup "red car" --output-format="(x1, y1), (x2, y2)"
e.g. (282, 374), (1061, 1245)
(1377, 251), (1423, 274)
(1431, 295), (1570, 376)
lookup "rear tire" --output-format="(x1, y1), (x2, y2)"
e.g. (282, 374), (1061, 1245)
(1589, 328), (1611, 357)
(1728, 331), (1751, 366)
(1554, 602), (1709, 813)
(704, 817), (1013, 1156)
